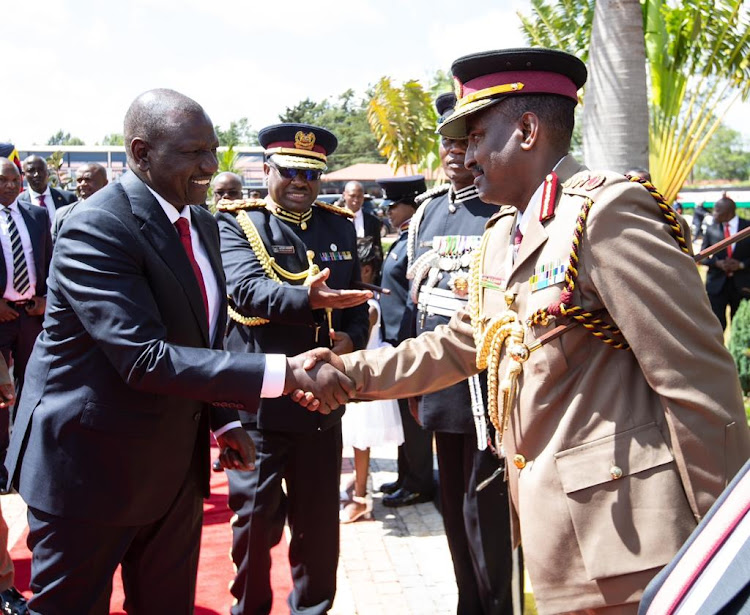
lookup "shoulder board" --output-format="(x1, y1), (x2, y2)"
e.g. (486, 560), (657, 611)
(486, 205), (516, 228)
(314, 200), (354, 218)
(415, 183), (450, 206)
(215, 198), (267, 213)
(561, 172), (611, 197)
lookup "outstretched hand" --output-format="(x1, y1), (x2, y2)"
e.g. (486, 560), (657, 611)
(285, 350), (353, 414)
(308, 268), (371, 310)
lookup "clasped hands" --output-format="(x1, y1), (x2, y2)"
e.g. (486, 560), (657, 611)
(284, 348), (352, 414)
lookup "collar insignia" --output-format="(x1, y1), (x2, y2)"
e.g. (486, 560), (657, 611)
(539, 172), (559, 223)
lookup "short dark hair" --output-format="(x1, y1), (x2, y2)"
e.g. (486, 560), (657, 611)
(496, 94), (576, 153)
(123, 89), (206, 163)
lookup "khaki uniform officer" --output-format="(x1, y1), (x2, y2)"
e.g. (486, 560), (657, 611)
(310, 48), (750, 614)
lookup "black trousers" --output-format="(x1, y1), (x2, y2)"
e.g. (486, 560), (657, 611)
(0, 310), (43, 480)
(26, 472), (203, 615)
(435, 432), (516, 615)
(708, 282), (746, 331)
(395, 398), (434, 494)
(226, 424), (342, 615)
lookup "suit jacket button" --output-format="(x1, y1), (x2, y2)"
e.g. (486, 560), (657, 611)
(610, 465), (623, 480)
(513, 454), (526, 470)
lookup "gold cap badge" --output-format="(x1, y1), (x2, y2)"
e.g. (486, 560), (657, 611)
(294, 131), (316, 151)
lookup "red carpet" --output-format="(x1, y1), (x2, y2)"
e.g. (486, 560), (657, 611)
(10, 448), (293, 614)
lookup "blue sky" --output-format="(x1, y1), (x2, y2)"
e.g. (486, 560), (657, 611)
(3, 0), (747, 147)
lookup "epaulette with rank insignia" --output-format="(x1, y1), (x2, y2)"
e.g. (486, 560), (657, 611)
(215, 198), (267, 213)
(314, 200), (354, 218)
(415, 183), (450, 206)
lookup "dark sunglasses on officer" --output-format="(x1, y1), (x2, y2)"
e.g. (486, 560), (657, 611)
(269, 163), (322, 182)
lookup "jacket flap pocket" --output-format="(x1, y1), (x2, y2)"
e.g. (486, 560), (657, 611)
(554, 423), (674, 494)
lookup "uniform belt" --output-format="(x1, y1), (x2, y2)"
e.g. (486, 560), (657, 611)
(417, 287), (468, 318)
(5, 300), (29, 308)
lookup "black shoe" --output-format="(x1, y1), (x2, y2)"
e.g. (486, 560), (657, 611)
(382, 487), (433, 508)
(212, 459), (224, 472)
(378, 480), (402, 495)
(0, 587), (28, 615)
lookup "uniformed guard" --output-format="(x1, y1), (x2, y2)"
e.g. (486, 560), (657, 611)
(406, 92), (516, 615)
(303, 48), (750, 614)
(376, 175), (436, 507)
(215, 122), (370, 615)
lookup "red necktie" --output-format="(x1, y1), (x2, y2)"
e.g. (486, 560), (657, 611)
(174, 217), (209, 325)
(724, 223), (733, 258)
(38, 195), (47, 210)
(512, 226), (523, 261)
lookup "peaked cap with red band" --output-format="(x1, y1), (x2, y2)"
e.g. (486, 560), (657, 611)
(439, 48), (587, 139)
(258, 123), (338, 171)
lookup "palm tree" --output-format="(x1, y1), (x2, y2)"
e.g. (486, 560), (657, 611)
(582, 0), (649, 172)
(367, 77), (438, 175)
(217, 146), (240, 174)
(518, 0), (750, 203)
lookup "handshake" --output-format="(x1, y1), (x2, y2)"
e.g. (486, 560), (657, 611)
(283, 349), (354, 414)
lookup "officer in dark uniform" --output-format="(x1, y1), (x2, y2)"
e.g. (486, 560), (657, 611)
(406, 93), (516, 615)
(376, 175), (436, 507)
(215, 123), (370, 615)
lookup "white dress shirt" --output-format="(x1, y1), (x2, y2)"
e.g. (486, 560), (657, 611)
(145, 186), (287, 437)
(26, 186), (56, 226)
(352, 209), (365, 238)
(0, 199), (37, 300)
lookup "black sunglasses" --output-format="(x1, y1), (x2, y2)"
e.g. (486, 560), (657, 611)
(270, 163), (322, 182)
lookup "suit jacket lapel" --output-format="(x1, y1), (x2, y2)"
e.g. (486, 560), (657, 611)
(122, 173), (210, 346)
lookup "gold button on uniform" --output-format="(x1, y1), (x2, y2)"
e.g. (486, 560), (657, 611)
(610, 465), (623, 480)
(513, 454), (526, 469)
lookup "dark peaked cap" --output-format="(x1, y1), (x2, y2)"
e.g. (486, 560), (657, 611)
(435, 92), (457, 124)
(440, 47), (587, 138)
(377, 176), (426, 207)
(259, 123), (338, 170)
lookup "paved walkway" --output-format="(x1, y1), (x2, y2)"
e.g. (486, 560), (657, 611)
(1, 444), (534, 614)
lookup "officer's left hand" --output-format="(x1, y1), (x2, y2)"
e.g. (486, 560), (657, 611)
(330, 330), (354, 355)
(216, 427), (256, 471)
(0, 382), (15, 409)
(25, 296), (46, 317)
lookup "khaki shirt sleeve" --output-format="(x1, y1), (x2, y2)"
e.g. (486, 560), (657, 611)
(341, 306), (480, 400)
(583, 178), (750, 518)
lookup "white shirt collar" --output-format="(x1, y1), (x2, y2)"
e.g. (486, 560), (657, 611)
(28, 185), (52, 200)
(1, 198), (19, 212)
(145, 185), (193, 226)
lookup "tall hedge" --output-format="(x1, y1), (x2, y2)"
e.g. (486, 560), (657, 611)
(728, 299), (750, 394)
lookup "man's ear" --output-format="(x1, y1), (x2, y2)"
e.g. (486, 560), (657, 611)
(130, 138), (150, 172)
(519, 112), (540, 151)
(263, 162), (271, 178)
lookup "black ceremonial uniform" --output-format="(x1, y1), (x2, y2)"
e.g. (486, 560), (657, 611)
(216, 198), (368, 615)
(380, 220), (435, 497)
(409, 183), (514, 615)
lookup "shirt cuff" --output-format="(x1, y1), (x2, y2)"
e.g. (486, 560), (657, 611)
(213, 421), (242, 438)
(262, 354), (287, 398)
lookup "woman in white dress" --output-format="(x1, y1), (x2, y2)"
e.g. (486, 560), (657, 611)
(340, 238), (404, 523)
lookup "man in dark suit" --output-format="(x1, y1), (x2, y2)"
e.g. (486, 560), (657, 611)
(51, 162), (109, 241)
(376, 176), (436, 508)
(216, 123), (370, 615)
(638, 458), (750, 615)
(407, 93), (515, 614)
(5, 90), (353, 614)
(343, 181), (383, 259)
(18, 155), (76, 227)
(0, 158), (52, 484)
(700, 195), (750, 330)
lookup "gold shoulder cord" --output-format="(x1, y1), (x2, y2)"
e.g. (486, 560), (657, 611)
(227, 210), (317, 327)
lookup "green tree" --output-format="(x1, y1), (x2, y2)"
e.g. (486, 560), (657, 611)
(367, 78), (438, 174)
(518, 0), (750, 203)
(692, 124), (750, 181)
(279, 90), (383, 171)
(47, 130), (84, 146)
(101, 133), (124, 145)
(428, 69), (454, 98)
(729, 299), (750, 394)
(214, 118), (258, 147)
(217, 146), (241, 174)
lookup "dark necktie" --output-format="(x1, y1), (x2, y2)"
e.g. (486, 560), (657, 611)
(3, 208), (30, 295)
(513, 226), (523, 261)
(174, 217), (209, 325)
(38, 195), (47, 211)
(724, 223), (733, 258)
